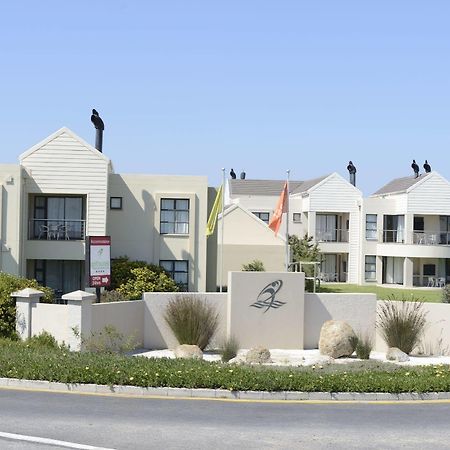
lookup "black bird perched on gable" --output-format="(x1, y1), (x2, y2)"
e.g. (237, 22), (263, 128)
(347, 161), (356, 174)
(91, 109), (104, 131)
(424, 160), (432, 173)
(411, 159), (419, 178)
(230, 168), (236, 179)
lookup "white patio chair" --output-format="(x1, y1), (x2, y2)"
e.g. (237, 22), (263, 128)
(438, 277), (446, 288)
(427, 277), (436, 288)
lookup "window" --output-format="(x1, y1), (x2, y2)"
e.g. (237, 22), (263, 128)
(160, 199), (189, 234)
(365, 214), (377, 240)
(423, 264), (436, 276)
(365, 255), (376, 281)
(293, 213), (302, 223)
(160, 260), (189, 290)
(110, 197), (123, 210)
(31, 196), (85, 240)
(316, 214), (337, 242)
(383, 215), (405, 243)
(252, 212), (270, 224)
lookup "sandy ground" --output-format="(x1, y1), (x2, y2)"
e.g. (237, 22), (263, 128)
(133, 348), (450, 366)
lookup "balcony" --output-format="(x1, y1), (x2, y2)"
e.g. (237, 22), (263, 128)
(413, 231), (450, 246)
(315, 228), (349, 243)
(381, 229), (404, 243)
(29, 219), (86, 241)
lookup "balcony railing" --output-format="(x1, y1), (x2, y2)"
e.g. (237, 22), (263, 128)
(381, 229), (405, 243)
(29, 219), (86, 241)
(315, 229), (349, 243)
(413, 231), (450, 245)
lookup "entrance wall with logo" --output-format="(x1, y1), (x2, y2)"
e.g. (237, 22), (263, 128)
(227, 272), (305, 349)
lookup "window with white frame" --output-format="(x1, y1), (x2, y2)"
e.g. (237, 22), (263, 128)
(293, 213), (302, 223)
(160, 199), (189, 234)
(160, 260), (189, 290)
(252, 211), (270, 224)
(366, 214), (377, 240)
(365, 255), (377, 281)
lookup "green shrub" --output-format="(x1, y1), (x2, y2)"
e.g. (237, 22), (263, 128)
(349, 333), (373, 360)
(377, 296), (427, 354)
(100, 290), (128, 303)
(110, 257), (168, 290)
(242, 260), (265, 271)
(164, 295), (218, 350)
(117, 267), (179, 300)
(220, 336), (239, 362)
(26, 331), (60, 350)
(0, 273), (54, 339)
(73, 325), (137, 354)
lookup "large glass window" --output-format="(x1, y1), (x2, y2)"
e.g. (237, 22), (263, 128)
(365, 255), (376, 281)
(440, 216), (450, 245)
(316, 214), (337, 242)
(160, 260), (189, 290)
(382, 256), (404, 284)
(383, 215), (405, 243)
(31, 196), (85, 240)
(365, 214), (377, 240)
(160, 199), (189, 234)
(252, 212), (270, 224)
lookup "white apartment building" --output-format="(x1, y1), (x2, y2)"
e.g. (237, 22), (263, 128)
(224, 173), (363, 284)
(225, 170), (450, 289)
(0, 127), (208, 297)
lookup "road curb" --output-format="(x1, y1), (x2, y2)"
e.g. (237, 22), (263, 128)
(1, 377), (450, 402)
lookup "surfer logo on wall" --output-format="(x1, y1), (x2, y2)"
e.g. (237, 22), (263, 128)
(250, 280), (286, 313)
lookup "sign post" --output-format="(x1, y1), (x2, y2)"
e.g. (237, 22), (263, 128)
(86, 236), (111, 302)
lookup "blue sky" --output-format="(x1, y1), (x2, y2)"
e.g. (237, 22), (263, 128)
(1, 1), (449, 195)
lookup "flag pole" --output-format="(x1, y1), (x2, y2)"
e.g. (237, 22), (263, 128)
(286, 169), (290, 271)
(219, 168), (225, 292)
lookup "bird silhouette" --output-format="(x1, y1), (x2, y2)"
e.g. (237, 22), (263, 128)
(230, 169), (236, 179)
(423, 160), (431, 173)
(347, 161), (356, 174)
(91, 109), (105, 130)
(411, 160), (419, 178)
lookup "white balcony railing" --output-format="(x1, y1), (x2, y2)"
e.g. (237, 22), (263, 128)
(29, 219), (86, 241)
(315, 229), (349, 243)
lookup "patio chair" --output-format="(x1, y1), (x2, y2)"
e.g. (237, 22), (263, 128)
(438, 277), (446, 288)
(427, 277), (436, 288)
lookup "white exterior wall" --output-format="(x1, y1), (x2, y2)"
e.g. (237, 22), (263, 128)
(407, 173), (450, 215)
(107, 173), (208, 292)
(0, 165), (22, 275)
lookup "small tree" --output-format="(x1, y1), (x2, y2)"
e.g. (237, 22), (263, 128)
(289, 234), (320, 291)
(0, 273), (54, 338)
(117, 267), (179, 300)
(242, 260), (265, 271)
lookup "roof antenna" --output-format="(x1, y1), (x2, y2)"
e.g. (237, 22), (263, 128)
(346, 161), (356, 186)
(91, 109), (104, 152)
(423, 160), (431, 173)
(411, 159), (419, 178)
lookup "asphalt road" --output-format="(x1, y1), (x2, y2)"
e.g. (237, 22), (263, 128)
(1, 388), (450, 449)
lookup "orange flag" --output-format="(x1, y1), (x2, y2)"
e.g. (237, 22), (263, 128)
(268, 181), (288, 236)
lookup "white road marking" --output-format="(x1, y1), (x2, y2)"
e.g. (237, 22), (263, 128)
(0, 431), (116, 449)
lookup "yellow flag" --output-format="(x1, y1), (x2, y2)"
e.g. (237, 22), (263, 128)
(206, 185), (223, 237)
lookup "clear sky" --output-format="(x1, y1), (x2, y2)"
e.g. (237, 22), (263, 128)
(1, 1), (449, 195)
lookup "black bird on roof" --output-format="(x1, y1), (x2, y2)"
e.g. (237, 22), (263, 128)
(230, 168), (236, 179)
(424, 160), (432, 173)
(91, 109), (104, 131)
(347, 161), (356, 174)
(411, 159), (419, 178)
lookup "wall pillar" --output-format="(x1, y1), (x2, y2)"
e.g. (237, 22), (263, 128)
(403, 257), (414, 287)
(376, 256), (383, 284)
(12, 288), (45, 340)
(307, 212), (316, 239)
(62, 290), (96, 351)
(405, 214), (414, 245)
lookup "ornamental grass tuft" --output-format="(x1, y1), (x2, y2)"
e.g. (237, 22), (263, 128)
(377, 296), (427, 355)
(164, 295), (218, 350)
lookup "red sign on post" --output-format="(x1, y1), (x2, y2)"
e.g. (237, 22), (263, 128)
(87, 236), (111, 288)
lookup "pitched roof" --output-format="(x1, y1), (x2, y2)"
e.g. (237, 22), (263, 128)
(372, 173), (431, 196)
(229, 179), (303, 196)
(229, 175), (330, 197)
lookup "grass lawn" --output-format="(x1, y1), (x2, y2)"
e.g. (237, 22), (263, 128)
(319, 283), (442, 303)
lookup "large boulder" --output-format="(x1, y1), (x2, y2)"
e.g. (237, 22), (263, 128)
(174, 344), (203, 359)
(386, 347), (410, 362)
(319, 320), (357, 358)
(246, 347), (272, 364)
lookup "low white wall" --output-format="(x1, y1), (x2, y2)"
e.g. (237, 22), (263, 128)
(91, 301), (145, 347)
(304, 293), (377, 349)
(31, 303), (71, 346)
(375, 301), (450, 355)
(143, 293), (228, 349)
